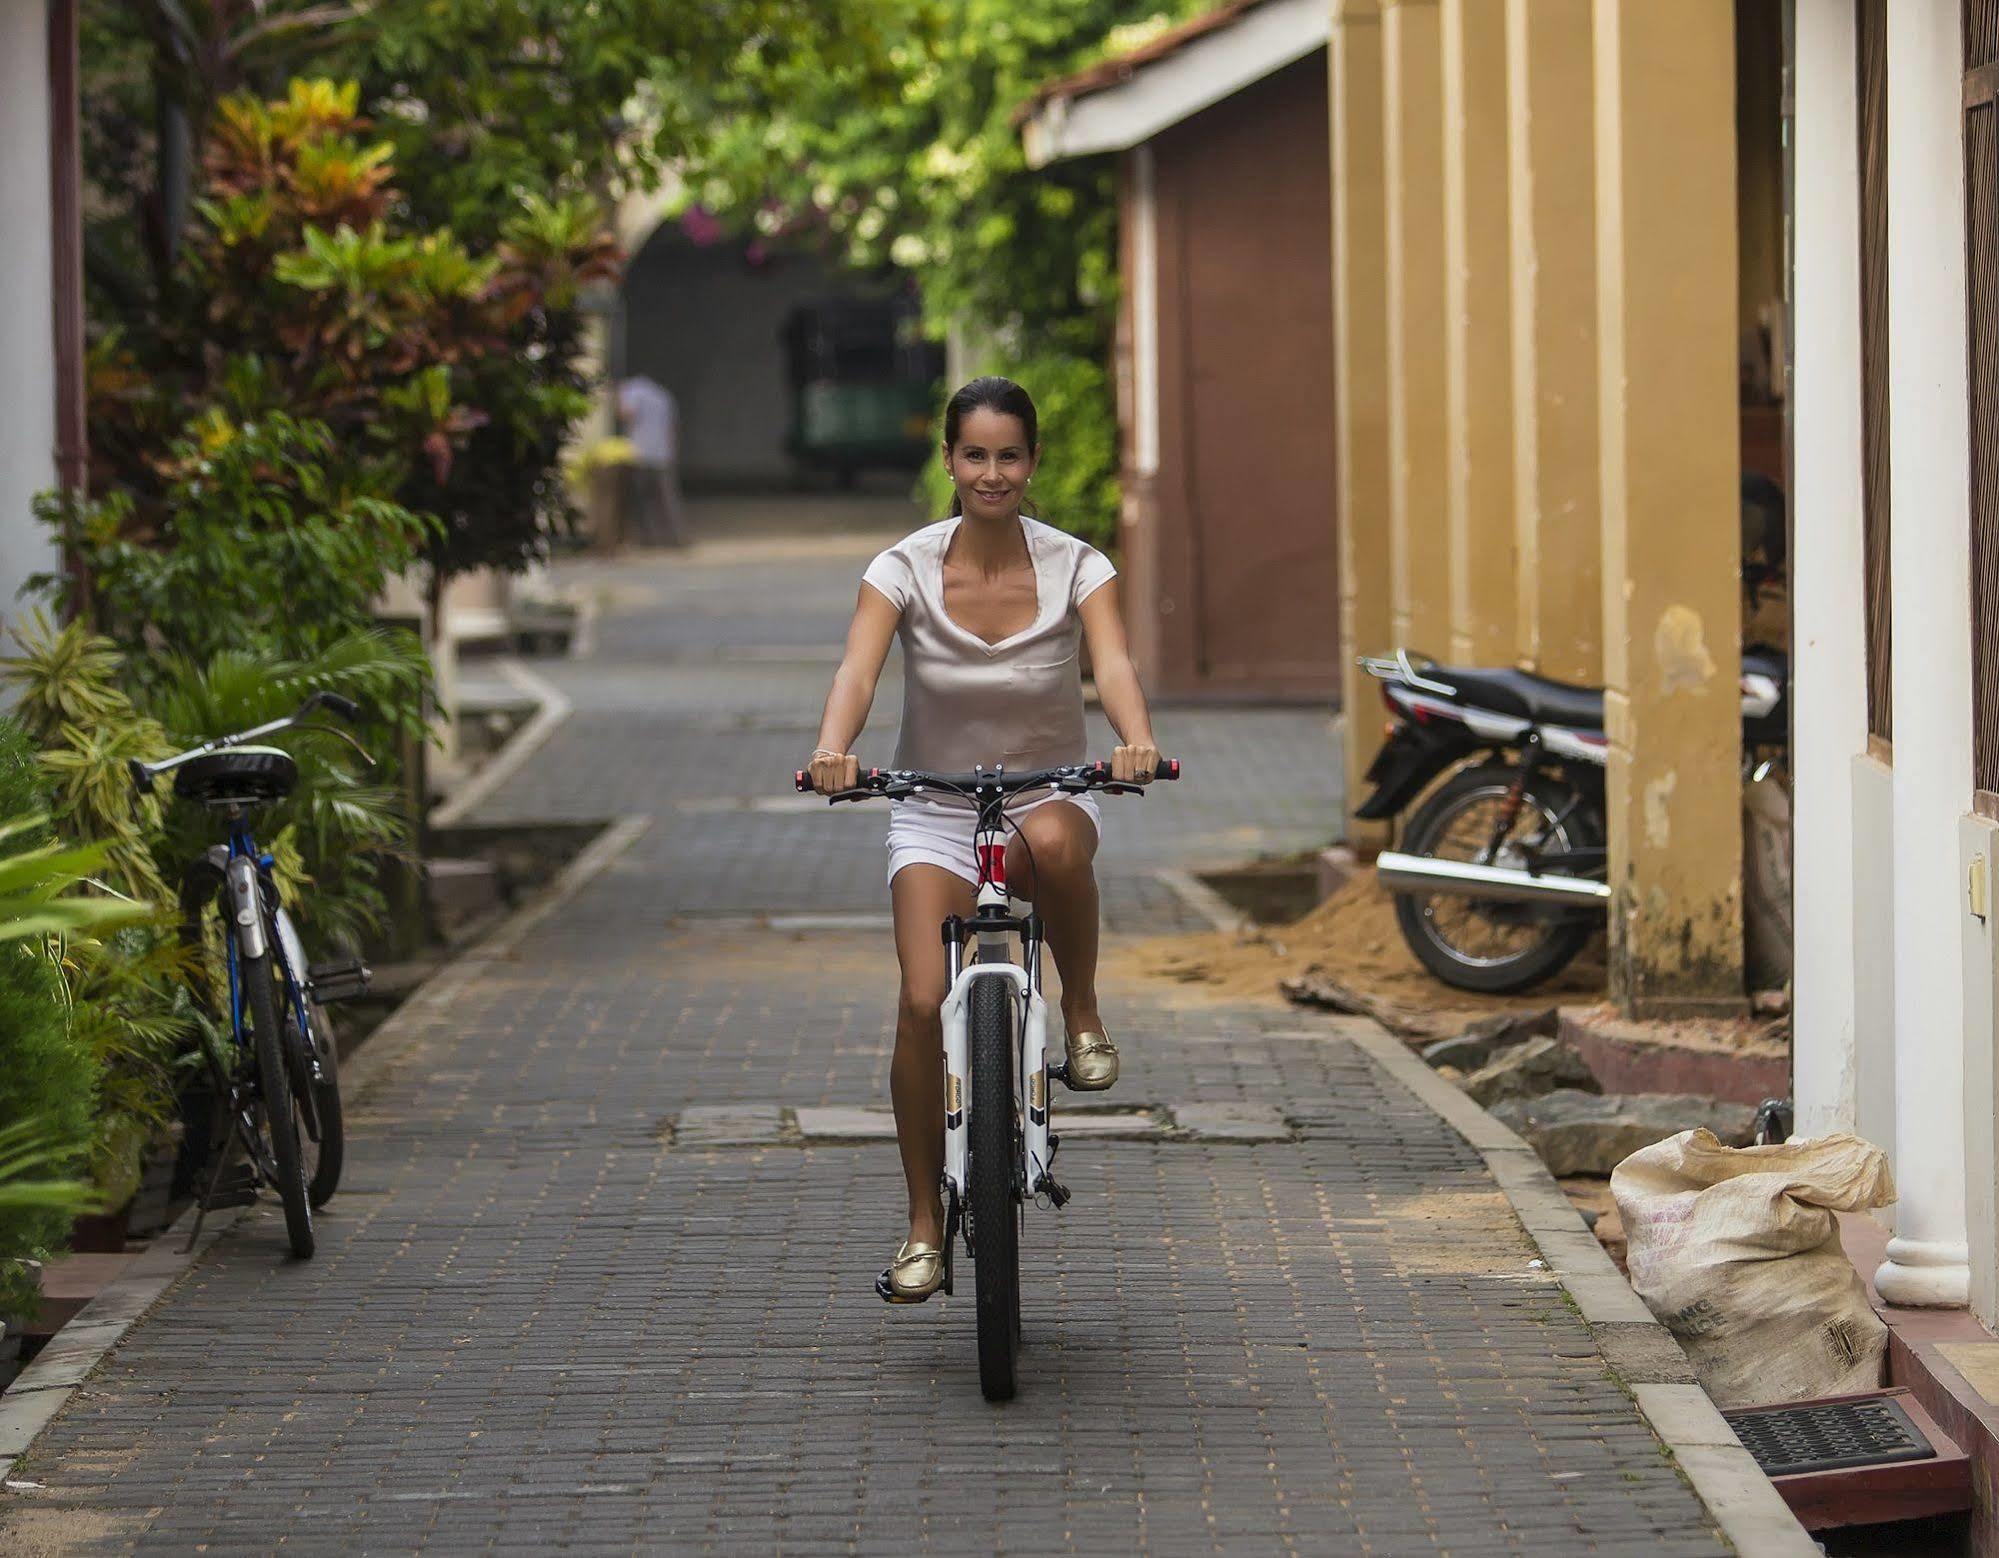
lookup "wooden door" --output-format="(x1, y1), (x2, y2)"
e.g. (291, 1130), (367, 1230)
(1155, 56), (1341, 699)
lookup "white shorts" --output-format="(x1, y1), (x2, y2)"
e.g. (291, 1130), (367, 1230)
(885, 792), (1102, 890)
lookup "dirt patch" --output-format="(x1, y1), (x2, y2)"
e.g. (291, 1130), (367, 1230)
(0, 1502), (146, 1555)
(1110, 869), (1604, 1024)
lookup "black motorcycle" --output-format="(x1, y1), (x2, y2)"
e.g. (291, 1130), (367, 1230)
(1353, 645), (1788, 993)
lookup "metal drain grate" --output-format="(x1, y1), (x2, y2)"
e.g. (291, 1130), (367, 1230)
(1725, 1396), (1937, 1479)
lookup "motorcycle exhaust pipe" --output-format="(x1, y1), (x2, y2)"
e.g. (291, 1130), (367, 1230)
(1375, 850), (1612, 908)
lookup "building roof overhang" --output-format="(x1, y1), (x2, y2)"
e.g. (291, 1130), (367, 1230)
(1019, 0), (1330, 169)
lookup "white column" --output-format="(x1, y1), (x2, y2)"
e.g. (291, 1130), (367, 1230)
(1789, 0), (1868, 1138)
(0, 0), (60, 625)
(1129, 145), (1161, 479)
(1878, 0), (1973, 1309)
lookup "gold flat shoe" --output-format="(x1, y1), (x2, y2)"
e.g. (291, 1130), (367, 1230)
(1062, 1028), (1119, 1092)
(879, 1240), (943, 1304)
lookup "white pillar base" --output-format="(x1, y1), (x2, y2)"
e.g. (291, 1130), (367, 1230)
(1875, 1238), (1972, 1307)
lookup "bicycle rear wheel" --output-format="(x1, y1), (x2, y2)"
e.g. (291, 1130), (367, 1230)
(969, 973), (1021, 1401)
(244, 949), (314, 1258)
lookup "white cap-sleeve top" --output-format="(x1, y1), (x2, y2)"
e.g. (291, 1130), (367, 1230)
(862, 516), (1117, 776)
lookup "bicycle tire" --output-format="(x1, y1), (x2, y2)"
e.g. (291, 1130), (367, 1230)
(969, 973), (1021, 1402)
(303, 999), (344, 1209)
(244, 949), (314, 1257)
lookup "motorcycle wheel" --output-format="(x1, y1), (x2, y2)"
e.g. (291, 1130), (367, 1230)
(1392, 765), (1602, 995)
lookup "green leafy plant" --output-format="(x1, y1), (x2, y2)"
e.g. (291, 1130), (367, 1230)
(0, 1120), (101, 1220)
(41, 414), (437, 671)
(0, 759), (157, 1319)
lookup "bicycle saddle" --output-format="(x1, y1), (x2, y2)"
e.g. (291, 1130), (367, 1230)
(173, 746), (299, 805)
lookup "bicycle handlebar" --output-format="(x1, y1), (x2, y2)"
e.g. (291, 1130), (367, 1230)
(793, 758), (1181, 802)
(128, 690), (372, 795)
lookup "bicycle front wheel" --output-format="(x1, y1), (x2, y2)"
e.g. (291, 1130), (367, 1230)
(303, 998), (344, 1209)
(244, 950), (314, 1258)
(969, 973), (1021, 1402)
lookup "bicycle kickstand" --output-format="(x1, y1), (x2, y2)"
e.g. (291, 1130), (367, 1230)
(183, 1143), (232, 1253)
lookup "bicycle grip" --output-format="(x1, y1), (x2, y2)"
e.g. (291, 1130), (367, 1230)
(1090, 757), (1181, 782)
(127, 758), (154, 795)
(794, 770), (812, 792)
(320, 693), (364, 722)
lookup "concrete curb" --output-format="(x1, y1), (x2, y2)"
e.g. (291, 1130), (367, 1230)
(0, 1202), (246, 1484)
(340, 813), (650, 1104)
(429, 657), (573, 829)
(0, 812), (651, 1485)
(1338, 1021), (1817, 1557)
(1152, 868), (1250, 934)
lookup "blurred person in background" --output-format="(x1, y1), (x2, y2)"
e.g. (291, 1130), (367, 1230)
(617, 373), (687, 548)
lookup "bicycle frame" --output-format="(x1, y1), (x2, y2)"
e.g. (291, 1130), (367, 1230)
(796, 756), (1182, 1262)
(937, 804), (1053, 1201)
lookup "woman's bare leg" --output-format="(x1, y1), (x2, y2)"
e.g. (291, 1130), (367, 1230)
(1006, 801), (1103, 1033)
(888, 864), (975, 1245)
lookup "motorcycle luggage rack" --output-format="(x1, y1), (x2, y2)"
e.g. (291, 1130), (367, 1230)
(1357, 648), (1457, 698)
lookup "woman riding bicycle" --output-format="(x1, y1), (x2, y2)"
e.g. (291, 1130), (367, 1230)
(806, 376), (1164, 1304)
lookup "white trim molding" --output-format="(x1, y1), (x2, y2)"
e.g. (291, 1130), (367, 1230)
(1877, 0), (1973, 1311)
(1790, 0), (1870, 1139)
(1022, 0), (1331, 167)
(1129, 145), (1161, 476)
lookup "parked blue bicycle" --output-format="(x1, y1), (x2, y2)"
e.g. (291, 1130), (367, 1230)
(131, 692), (373, 1258)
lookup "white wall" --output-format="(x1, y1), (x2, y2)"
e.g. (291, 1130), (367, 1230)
(0, 0), (60, 624)
(1878, 0), (1974, 1309)
(1790, 0), (1869, 1139)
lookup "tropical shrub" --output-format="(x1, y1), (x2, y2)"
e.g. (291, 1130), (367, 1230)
(72, 77), (619, 617)
(0, 714), (153, 1316)
(0, 932), (90, 1319)
(42, 414), (435, 672)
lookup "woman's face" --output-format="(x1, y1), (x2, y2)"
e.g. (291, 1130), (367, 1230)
(943, 408), (1038, 520)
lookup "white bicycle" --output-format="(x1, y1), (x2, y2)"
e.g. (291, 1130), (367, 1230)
(796, 756), (1181, 1400)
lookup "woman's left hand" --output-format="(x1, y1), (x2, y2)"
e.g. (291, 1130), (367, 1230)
(1112, 741), (1160, 784)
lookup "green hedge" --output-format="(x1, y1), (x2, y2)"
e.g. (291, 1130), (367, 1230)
(0, 719), (95, 1319)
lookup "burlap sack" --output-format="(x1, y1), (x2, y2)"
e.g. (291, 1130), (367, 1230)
(1611, 1129), (1895, 1408)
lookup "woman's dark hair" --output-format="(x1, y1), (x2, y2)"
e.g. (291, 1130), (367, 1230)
(942, 377), (1039, 516)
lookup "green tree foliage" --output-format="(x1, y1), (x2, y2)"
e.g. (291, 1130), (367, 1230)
(75, 79), (617, 615)
(677, 5), (1203, 550)
(78, 6), (897, 596)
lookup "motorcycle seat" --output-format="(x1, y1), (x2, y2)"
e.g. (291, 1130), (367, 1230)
(1433, 666), (1605, 729)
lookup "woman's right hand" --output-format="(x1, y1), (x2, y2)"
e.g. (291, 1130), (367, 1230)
(808, 750), (860, 795)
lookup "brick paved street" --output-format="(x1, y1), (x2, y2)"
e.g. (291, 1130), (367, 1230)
(0, 500), (1727, 1553)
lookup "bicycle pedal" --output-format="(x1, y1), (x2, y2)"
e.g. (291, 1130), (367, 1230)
(875, 1268), (939, 1305)
(1046, 1059), (1069, 1087)
(308, 957), (371, 1003)
(212, 1163), (257, 1194)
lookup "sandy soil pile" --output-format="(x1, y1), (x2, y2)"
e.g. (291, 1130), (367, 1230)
(1110, 868), (1605, 1022)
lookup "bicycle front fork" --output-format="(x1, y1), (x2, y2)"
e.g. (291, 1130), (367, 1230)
(937, 920), (1053, 1202)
